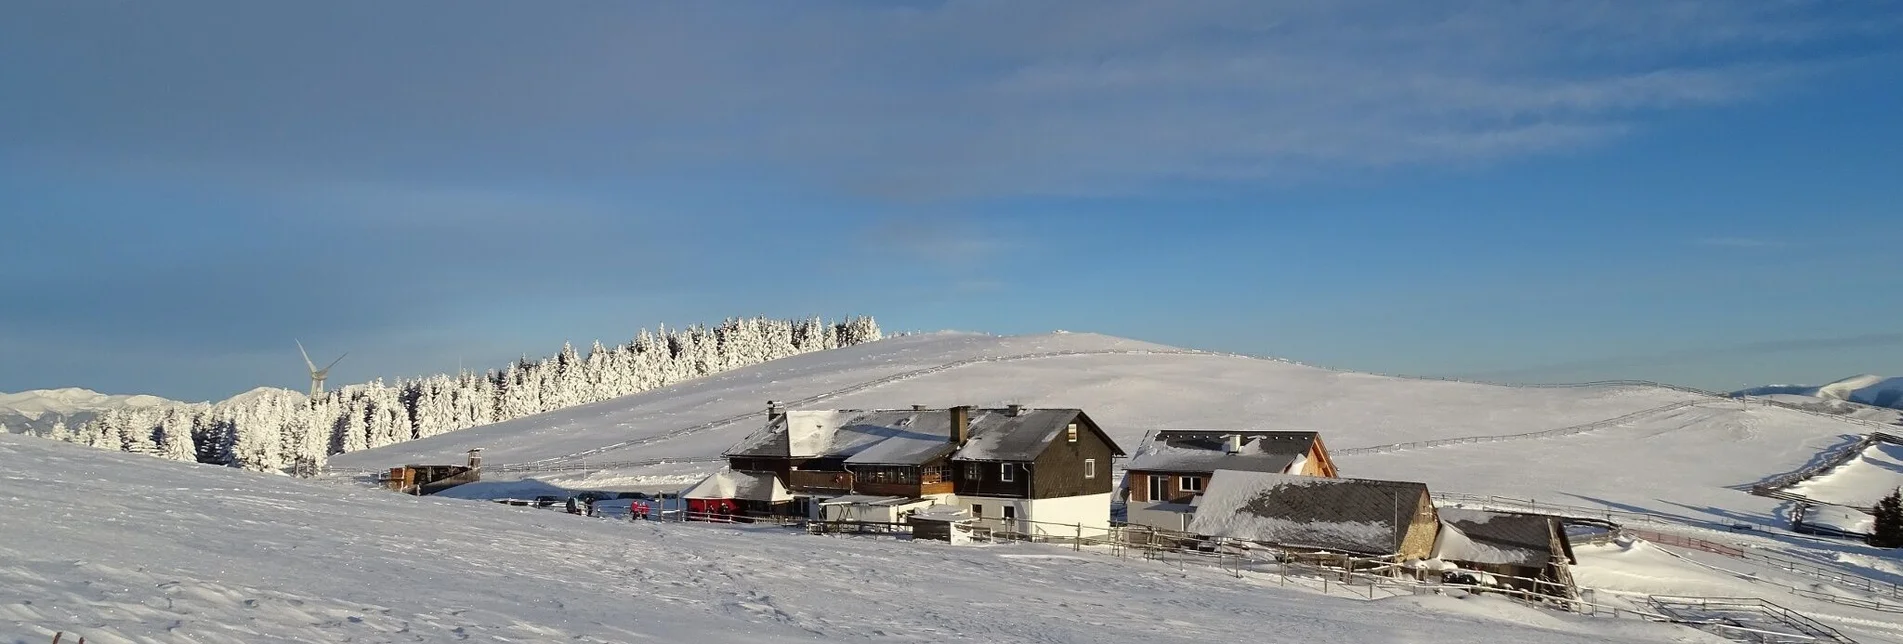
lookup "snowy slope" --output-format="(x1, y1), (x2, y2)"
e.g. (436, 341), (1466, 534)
(327, 331), (1861, 530)
(1742, 375), (1903, 411)
(0, 433), (1704, 643)
(1793, 442), (1903, 507)
(332, 332), (1703, 470)
(0, 387), (176, 434)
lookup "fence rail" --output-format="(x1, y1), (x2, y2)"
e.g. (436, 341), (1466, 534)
(1336, 401), (1703, 457)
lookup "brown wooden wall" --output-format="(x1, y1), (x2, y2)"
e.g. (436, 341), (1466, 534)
(1397, 490), (1440, 560)
(1125, 470), (1208, 504)
(1300, 442), (1340, 478)
(1031, 414), (1118, 499)
(953, 460), (1031, 498)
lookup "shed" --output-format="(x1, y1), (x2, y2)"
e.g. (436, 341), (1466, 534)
(1432, 509), (1577, 597)
(907, 505), (974, 542)
(1186, 470), (1439, 560)
(683, 470), (794, 520)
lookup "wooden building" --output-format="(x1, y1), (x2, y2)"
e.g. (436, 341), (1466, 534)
(1432, 509), (1578, 598)
(710, 403), (1126, 533)
(1186, 469), (1439, 562)
(1121, 430), (1338, 532)
(381, 449), (485, 495)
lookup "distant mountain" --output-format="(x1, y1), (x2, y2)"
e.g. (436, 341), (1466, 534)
(0, 387), (179, 435)
(1738, 374), (1903, 411)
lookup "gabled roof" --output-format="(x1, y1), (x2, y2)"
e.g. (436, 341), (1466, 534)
(1186, 470), (1431, 555)
(1124, 430), (1318, 475)
(682, 470), (793, 502)
(1433, 509), (1572, 566)
(723, 407), (1124, 464)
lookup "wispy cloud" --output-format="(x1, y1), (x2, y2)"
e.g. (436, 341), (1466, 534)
(1, 1), (1890, 201)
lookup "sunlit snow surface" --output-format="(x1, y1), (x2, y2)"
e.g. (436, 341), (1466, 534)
(3, 433), (1702, 643)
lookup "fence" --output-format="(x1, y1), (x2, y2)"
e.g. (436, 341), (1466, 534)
(1335, 401), (1703, 457)
(1647, 595), (1861, 644)
(1752, 431), (1903, 500)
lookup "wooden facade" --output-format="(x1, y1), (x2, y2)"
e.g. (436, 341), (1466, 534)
(1029, 415), (1118, 499)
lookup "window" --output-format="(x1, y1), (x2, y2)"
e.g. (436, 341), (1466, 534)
(972, 504), (984, 517)
(1000, 463), (1015, 482)
(1003, 506), (1015, 520)
(1147, 476), (1167, 502)
(1084, 459), (1096, 479)
(965, 463), (981, 480)
(1181, 476), (1204, 492)
(1066, 422), (1078, 443)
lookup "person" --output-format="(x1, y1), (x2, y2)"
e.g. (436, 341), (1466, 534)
(565, 496), (580, 515)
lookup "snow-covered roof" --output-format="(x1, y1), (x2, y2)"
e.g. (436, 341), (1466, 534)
(1186, 469), (1431, 554)
(681, 470), (793, 502)
(724, 407), (1123, 464)
(1123, 430), (1317, 475)
(1432, 509), (1570, 567)
(910, 505), (972, 522)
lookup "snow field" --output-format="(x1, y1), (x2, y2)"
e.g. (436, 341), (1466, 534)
(3, 433), (1703, 643)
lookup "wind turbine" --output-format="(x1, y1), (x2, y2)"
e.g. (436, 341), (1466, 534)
(297, 340), (348, 397)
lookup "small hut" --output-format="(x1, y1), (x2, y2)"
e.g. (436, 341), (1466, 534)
(682, 470), (794, 520)
(908, 505), (974, 542)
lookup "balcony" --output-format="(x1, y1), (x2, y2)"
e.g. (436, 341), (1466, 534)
(852, 465), (954, 498)
(787, 469), (853, 492)
(856, 480), (956, 498)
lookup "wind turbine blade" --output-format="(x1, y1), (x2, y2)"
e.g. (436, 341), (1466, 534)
(323, 352), (348, 371)
(296, 340), (318, 371)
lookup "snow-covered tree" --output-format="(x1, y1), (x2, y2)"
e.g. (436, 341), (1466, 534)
(55, 314), (882, 474)
(155, 409), (197, 462)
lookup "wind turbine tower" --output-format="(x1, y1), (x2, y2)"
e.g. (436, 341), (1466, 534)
(297, 340), (348, 397)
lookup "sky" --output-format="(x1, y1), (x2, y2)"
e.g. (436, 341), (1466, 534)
(3, 1), (1902, 402)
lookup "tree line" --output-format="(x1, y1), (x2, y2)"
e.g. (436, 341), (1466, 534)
(38, 316), (882, 472)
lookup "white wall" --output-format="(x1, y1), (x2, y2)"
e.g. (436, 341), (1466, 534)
(953, 493), (1113, 537)
(1126, 501), (1194, 532)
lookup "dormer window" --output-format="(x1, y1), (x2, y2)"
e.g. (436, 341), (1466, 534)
(1066, 423), (1078, 443)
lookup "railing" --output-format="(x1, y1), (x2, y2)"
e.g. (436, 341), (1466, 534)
(1336, 401), (1702, 457)
(1647, 595), (1861, 643)
(787, 469), (853, 491)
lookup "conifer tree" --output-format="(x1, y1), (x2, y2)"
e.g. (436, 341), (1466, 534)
(1871, 488), (1903, 549)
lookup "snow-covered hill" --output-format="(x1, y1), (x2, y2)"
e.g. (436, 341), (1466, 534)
(0, 387), (176, 434)
(332, 331), (1875, 531)
(1, 432), (1701, 643)
(1742, 374), (1903, 411)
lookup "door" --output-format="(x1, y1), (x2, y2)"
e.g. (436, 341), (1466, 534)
(1148, 475), (1168, 502)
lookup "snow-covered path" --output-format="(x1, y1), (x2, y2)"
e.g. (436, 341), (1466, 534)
(4, 433), (1708, 643)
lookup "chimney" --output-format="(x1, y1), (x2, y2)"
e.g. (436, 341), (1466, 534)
(949, 405), (972, 445)
(1225, 434), (1242, 454)
(1006, 403), (1023, 416)
(466, 448), (484, 470)
(767, 400), (785, 422)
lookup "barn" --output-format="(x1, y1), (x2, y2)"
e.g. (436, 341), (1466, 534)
(1186, 470), (1440, 562)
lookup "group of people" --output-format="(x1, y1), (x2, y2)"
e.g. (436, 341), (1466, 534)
(562, 495), (656, 520)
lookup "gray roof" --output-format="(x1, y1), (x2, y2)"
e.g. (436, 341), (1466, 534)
(724, 407), (1121, 464)
(1186, 470), (1431, 554)
(1124, 430), (1317, 475)
(1435, 509), (1571, 566)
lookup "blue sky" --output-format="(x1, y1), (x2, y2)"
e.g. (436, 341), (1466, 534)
(3, 1), (1901, 401)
